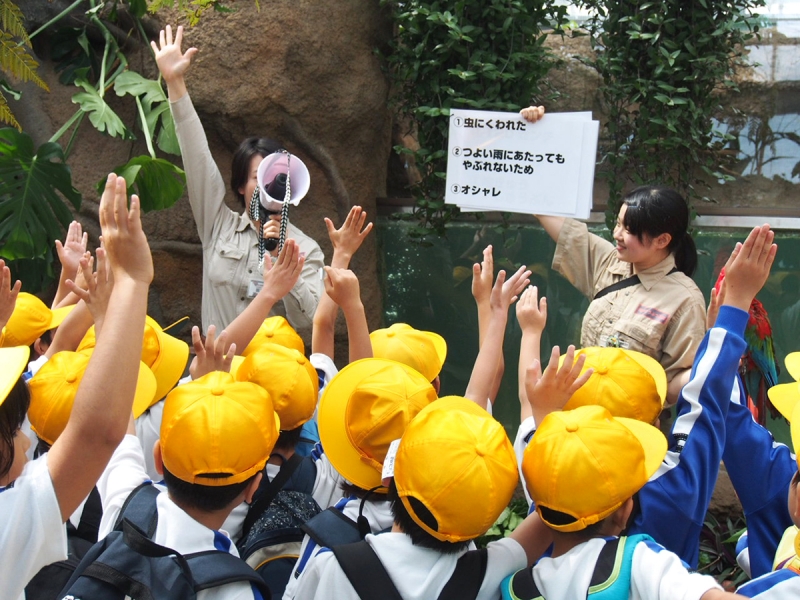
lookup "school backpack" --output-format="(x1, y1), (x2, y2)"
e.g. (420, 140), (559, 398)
(500, 533), (654, 600)
(237, 453), (322, 598)
(332, 539), (488, 600)
(25, 487), (103, 600)
(58, 482), (270, 600)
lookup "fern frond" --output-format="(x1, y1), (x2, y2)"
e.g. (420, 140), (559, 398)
(0, 0), (30, 45)
(0, 32), (48, 91)
(0, 90), (20, 130)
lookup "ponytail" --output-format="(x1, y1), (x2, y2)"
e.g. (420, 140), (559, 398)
(673, 231), (697, 277)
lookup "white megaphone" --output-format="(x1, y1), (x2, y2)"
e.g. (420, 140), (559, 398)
(256, 151), (310, 213)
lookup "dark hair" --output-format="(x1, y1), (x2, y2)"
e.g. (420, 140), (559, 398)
(340, 481), (388, 499)
(276, 426), (303, 451)
(538, 505), (604, 538)
(0, 377), (30, 479)
(621, 186), (697, 277)
(230, 137), (283, 206)
(162, 466), (256, 512)
(388, 479), (471, 554)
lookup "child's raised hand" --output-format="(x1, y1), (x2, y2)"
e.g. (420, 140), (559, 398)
(516, 285), (547, 335)
(490, 264), (531, 313)
(151, 25), (197, 84)
(323, 267), (362, 311)
(324, 205), (373, 265)
(526, 344), (592, 424)
(706, 278), (726, 330)
(189, 325), (235, 380)
(0, 259), (21, 330)
(99, 174), (153, 285)
(520, 105), (545, 123)
(261, 238), (304, 302)
(66, 246), (114, 330)
(55, 221), (88, 278)
(471, 245), (494, 307)
(721, 224), (777, 312)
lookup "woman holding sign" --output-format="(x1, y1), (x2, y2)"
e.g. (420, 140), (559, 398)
(522, 106), (706, 405)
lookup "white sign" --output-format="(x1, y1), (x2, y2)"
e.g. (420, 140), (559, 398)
(445, 109), (599, 218)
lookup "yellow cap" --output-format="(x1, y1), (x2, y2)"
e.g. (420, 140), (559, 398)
(28, 351), (157, 446)
(79, 316), (189, 416)
(318, 358), (437, 490)
(370, 323), (447, 382)
(769, 351), (800, 424)
(0, 346), (30, 407)
(160, 371), (280, 486)
(791, 403), (800, 469)
(1, 293), (74, 348)
(395, 396), (518, 542)
(523, 405), (667, 532)
(560, 347), (667, 424)
(234, 343), (318, 431)
(241, 316), (304, 357)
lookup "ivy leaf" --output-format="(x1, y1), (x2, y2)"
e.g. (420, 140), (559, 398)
(0, 128), (81, 260)
(72, 72), (131, 139)
(99, 155), (186, 212)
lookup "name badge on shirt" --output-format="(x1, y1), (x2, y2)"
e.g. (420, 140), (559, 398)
(247, 279), (264, 299)
(603, 334), (630, 349)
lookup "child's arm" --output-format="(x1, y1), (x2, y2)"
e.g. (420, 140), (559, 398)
(52, 221), (88, 309)
(472, 245), (504, 405)
(322, 267), (372, 363)
(508, 510), (554, 565)
(222, 239), (304, 353)
(46, 174), (153, 522)
(464, 265), (530, 409)
(0, 259), (20, 337)
(188, 324), (236, 380)
(311, 206), (373, 358)
(516, 285), (547, 422)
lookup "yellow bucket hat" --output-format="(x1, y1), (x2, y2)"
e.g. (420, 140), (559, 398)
(318, 358), (437, 490)
(523, 405), (667, 532)
(394, 396), (518, 542)
(1, 293), (74, 348)
(241, 316), (304, 357)
(369, 323), (447, 383)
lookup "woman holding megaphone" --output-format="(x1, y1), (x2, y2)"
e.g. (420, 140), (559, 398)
(151, 25), (324, 333)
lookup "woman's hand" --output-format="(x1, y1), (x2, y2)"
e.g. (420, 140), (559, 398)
(520, 105), (546, 123)
(151, 25), (197, 100)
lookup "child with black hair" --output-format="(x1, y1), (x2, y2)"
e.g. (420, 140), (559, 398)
(0, 173), (153, 599)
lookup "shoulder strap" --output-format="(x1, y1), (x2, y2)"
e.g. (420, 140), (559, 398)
(241, 454), (304, 540)
(438, 548), (488, 600)
(501, 567), (543, 600)
(115, 482), (160, 537)
(301, 506), (362, 548)
(332, 540), (404, 600)
(186, 550), (271, 597)
(76, 486), (103, 543)
(593, 275), (641, 300)
(588, 534), (653, 600)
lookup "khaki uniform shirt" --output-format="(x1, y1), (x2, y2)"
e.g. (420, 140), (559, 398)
(172, 94), (324, 334)
(553, 218), (706, 381)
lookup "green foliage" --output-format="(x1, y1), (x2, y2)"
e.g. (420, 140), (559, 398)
(145, 0), (235, 26)
(380, 0), (567, 236)
(99, 155), (185, 212)
(72, 70), (133, 139)
(576, 0), (765, 227)
(0, 128), (81, 290)
(698, 512), (748, 588)
(476, 498), (529, 548)
(114, 71), (180, 155)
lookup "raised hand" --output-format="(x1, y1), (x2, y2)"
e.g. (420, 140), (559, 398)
(706, 278), (726, 330)
(261, 238), (304, 302)
(325, 205), (373, 268)
(0, 259), (21, 330)
(150, 25), (197, 100)
(721, 224), (777, 312)
(520, 105), (546, 123)
(55, 221), (88, 278)
(98, 174), (153, 285)
(189, 325), (235, 380)
(471, 245), (494, 307)
(516, 285), (547, 336)
(65, 247), (114, 331)
(490, 264), (532, 313)
(526, 345), (592, 425)
(323, 267), (362, 311)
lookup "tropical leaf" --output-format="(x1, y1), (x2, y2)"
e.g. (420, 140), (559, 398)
(100, 155), (186, 212)
(0, 128), (81, 262)
(72, 72), (131, 139)
(0, 90), (18, 129)
(0, 31), (49, 90)
(114, 71), (180, 155)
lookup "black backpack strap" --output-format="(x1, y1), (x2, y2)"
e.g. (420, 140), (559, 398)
(242, 453), (305, 540)
(301, 506), (362, 547)
(332, 541), (404, 600)
(438, 548), (488, 600)
(186, 550), (271, 597)
(114, 481), (161, 537)
(589, 538), (620, 588)
(76, 486), (103, 543)
(593, 275), (641, 300)
(505, 567), (543, 600)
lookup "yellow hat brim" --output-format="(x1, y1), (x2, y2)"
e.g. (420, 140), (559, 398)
(769, 382), (800, 423)
(786, 352), (800, 382)
(615, 416), (668, 481)
(319, 358), (433, 490)
(49, 304), (75, 330)
(791, 403), (800, 459)
(0, 346), (30, 407)
(147, 331), (190, 411)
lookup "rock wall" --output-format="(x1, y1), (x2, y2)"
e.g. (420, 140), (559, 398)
(15, 0), (392, 349)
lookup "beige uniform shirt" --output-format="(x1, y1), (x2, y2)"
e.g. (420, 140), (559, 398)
(553, 218), (706, 381)
(172, 94), (324, 334)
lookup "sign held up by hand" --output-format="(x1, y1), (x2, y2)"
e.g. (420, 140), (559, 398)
(445, 109), (599, 218)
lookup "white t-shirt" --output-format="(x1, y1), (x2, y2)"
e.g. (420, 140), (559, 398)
(0, 454), (67, 600)
(531, 536), (721, 600)
(513, 417), (536, 506)
(293, 532), (526, 600)
(96, 435), (261, 600)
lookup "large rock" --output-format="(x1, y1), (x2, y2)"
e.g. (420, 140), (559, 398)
(13, 1), (392, 350)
